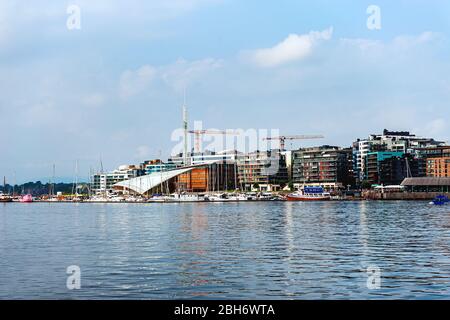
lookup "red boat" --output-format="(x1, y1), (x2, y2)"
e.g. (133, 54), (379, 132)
(20, 194), (33, 203)
(286, 186), (331, 201)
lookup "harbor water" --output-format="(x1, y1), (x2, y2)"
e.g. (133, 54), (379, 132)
(0, 201), (449, 299)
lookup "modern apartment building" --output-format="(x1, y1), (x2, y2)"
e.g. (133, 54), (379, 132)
(291, 146), (354, 190)
(168, 150), (241, 166)
(236, 150), (288, 191)
(353, 129), (444, 185)
(91, 165), (144, 194)
(141, 159), (177, 175)
(426, 157), (450, 177)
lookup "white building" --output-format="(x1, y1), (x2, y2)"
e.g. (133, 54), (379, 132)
(91, 165), (143, 194)
(353, 129), (444, 184)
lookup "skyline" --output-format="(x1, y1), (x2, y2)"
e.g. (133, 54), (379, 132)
(1, 1), (450, 183)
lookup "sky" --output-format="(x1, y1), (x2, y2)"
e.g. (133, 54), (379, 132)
(1, 0), (450, 183)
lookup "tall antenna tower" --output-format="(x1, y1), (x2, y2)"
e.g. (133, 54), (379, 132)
(182, 89), (189, 166)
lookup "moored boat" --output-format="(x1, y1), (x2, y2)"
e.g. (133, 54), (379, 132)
(168, 193), (205, 202)
(0, 193), (13, 202)
(286, 186), (331, 201)
(19, 194), (33, 203)
(430, 195), (449, 206)
(1, 177), (13, 202)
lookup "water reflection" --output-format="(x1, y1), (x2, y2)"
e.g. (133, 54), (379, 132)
(0, 201), (449, 299)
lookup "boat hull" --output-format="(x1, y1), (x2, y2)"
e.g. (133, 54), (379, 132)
(286, 195), (331, 201)
(19, 195), (33, 203)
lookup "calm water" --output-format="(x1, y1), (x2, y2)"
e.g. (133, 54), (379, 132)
(0, 201), (449, 300)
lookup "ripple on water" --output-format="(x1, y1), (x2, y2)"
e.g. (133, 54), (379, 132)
(0, 201), (449, 299)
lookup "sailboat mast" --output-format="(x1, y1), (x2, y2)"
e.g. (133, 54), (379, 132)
(12, 171), (16, 196)
(52, 164), (56, 196)
(74, 160), (79, 196)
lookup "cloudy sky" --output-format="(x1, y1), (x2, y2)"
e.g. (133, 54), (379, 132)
(1, 0), (449, 183)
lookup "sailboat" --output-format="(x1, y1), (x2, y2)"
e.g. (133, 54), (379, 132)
(0, 176), (13, 203)
(72, 160), (83, 202)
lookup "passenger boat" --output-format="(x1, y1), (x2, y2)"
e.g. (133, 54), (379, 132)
(286, 186), (331, 201)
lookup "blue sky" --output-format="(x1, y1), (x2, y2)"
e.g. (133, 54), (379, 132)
(1, 0), (450, 183)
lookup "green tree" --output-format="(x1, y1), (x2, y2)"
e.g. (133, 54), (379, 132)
(361, 180), (372, 190)
(288, 181), (294, 191)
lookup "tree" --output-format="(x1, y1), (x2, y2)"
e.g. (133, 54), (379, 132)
(361, 180), (372, 190)
(288, 181), (294, 191)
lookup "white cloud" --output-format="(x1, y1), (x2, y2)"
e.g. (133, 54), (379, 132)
(0, 0), (223, 51)
(119, 58), (223, 98)
(244, 27), (333, 68)
(119, 65), (156, 99)
(161, 58), (223, 92)
(392, 31), (440, 48)
(135, 145), (152, 159)
(424, 118), (446, 137)
(82, 93), (107, 107)
(340, 31), (440, 54)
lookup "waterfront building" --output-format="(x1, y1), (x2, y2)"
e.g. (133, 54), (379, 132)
(401, 177), (450, 193)
(415, 146), (450, 159)
(168, 150), (241, 166)
(236, 150), (288, 191)
(411, 146), (450, 178)
(166, 150), (240, 192)
(176, 163), (237, 192)
(353, 129), (444, 185)
(141, 159), (178, 175)
(91, 165), (144, 194)
(291, 146), (354, 191)
(365, 152), (424, 186)
(426, 157), (450, 177)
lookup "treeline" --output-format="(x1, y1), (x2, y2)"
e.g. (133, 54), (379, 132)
(0, 181), (88, 196)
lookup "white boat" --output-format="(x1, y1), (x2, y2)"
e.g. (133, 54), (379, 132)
(0, 192), (13, 203)
(205, 193), (234, 202)
(88, 196), (108, 202)
(1, 177), (13, 203)
(258, 192), (276, 201)
(246, 192), (258, 201)
(227, 193), (250, 201)
(167, 193), (205, 202)
(109, 196), (126, 202)
(287, 186), (331, 201)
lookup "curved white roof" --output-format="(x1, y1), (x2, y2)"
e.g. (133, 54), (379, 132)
(113, 163), (214, 194)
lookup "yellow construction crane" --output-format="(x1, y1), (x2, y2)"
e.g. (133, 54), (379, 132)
(189, 130), (240, 153)
(263, 135), (324, 150)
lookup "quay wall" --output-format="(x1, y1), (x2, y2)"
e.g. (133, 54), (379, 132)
(364, 192), (450, 200)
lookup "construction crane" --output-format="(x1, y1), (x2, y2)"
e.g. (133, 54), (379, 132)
(189, 130), (240, 153)
(263, 134), (324, 150)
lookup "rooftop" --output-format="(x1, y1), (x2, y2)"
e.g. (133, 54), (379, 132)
(401, 177), (450, 186)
